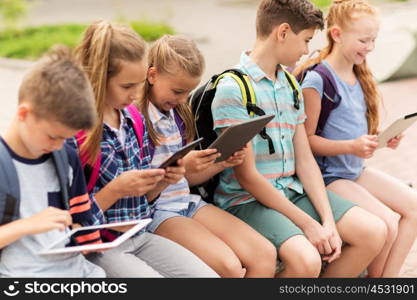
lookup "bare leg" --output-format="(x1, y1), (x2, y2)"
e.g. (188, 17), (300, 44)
(277, 235), (322, 278)
(356, 168), (417, 277)
(155, 216), (245, 277)
(193, 205), (277, 277)
(327, 179), (400, 277)
(321, 206), (387, 277)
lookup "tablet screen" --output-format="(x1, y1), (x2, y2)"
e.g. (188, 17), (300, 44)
(38, 219), (151, 255)
(208, 114), (274, 162)
(158, 137), (204, 169)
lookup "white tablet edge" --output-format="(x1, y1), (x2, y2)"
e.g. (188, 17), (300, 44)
(38, 219), (151, 255)
(377, 114), (417, 148)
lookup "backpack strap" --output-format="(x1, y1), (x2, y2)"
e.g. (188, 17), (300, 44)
(310, 63), (341, 135)
(213, 69), (275, 154)
(75, 131), (101, 193)
(0, 141), (20, 225)
(283, 69), (302, 110)
(126, 104), (144, 156)
(52, 147), (70, 210)
(173, 109), (187, 146)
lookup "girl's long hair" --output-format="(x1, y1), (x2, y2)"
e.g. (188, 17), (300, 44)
(74, 20), (147, 165)
(294, 0), (380, 134)
(137, 35), (205, 146)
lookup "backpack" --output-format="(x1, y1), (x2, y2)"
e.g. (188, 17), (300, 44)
(75, 104), (145, 193)
(295, 63), (341, 135)
(188, 68), (302, 202)
(0, 141), (70, 226)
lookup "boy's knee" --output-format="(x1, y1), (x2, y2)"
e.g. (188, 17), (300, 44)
(288, 250), (322, 277)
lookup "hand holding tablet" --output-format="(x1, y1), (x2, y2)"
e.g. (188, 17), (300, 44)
(158, 138), (204, 169)
(39, 219), (151, 255)
(377, 112), (417, 149)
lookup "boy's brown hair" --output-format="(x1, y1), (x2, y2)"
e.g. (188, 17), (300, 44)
(18, 46), (96, 130)
(256, 0), (324, 38)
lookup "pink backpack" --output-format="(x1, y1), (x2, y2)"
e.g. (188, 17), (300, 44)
(75, 104), (144, 193)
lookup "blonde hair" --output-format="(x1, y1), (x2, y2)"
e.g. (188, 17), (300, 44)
(138, 35), (205, 146)
(74, 20), (147, 165)
(294, 0), (380, 134)
(19, 45), (96, 130)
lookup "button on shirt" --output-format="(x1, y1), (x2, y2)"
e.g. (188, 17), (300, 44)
(211, 51), (306, 210)
(148, 102), (200, 212)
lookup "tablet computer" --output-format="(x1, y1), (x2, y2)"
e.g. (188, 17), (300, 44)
(208, 114), (275, 163)
(38, 219), (151, 256)
(377, 112), (417, 149)
(158, 137), (204, 169)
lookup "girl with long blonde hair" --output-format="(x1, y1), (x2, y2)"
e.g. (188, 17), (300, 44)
(137, 35), (277, 277)
(296, 0), (417, 277)
(67, 20), (219, 278)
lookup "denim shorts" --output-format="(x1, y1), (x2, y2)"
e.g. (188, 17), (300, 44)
(146, 199), (209, 233)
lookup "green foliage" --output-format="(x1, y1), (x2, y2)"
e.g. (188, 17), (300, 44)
(0, 0), (28, 30)
(311, 0), (332, 9)
(0, 21), (175, 60)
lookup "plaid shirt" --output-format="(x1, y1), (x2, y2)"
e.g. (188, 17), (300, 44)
(67, 108), (153, 226)
(212, 51), (306, 210)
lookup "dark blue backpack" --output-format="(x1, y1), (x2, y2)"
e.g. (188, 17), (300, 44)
(0, 142), (70, 226)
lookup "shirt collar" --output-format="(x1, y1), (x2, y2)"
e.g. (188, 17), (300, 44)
(239, 51), (283, 83)
(148, 101), (175, 125)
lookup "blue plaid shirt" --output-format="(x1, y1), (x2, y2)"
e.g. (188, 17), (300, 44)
(67, 108), (153, 226)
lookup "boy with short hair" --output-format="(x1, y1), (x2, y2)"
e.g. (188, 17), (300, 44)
(0, 48), (105, 277)
(211, 0), (387, 277)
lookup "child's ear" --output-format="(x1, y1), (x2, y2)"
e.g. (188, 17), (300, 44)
(16, 103), (31, 121)
(147, 66), (158, 85)
(276, 23), (291, 42)
(329, 26), (342, 43)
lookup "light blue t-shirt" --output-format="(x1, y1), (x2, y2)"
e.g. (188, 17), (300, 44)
(301, 60), (368, 181)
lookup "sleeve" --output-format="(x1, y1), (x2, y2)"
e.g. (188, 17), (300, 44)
(65, 144), (103, 245)
(211, 76), (250, 134)
(301, 70), (324, 98)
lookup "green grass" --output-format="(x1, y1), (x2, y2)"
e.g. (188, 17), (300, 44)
(311, 0), (332, 9)
(0, 21), (175, 60)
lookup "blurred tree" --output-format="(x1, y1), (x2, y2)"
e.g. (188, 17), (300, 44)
(0, 0), (29, 30)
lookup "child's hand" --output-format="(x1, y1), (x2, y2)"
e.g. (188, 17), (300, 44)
(351, 135), (378, 158)
(163, 159), (186, 184)
(183, 149), (220, 173)
(320, 222), (342, 263)
(24, 207), (72, 234)
(386, 134), (404, 150)
(301, 219), (334, 257)
(113, 169), (166, 197)
(219, 147), (247, 169)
